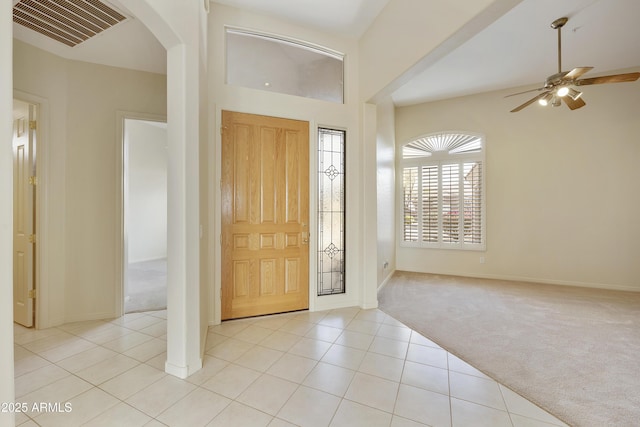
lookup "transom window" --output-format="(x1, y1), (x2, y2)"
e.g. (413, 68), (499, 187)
(401, 132), (485, 250)
(226, 28), (344, 103)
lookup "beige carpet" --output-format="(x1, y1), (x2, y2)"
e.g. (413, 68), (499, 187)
(125, 258), (167, 313)
(378, 271), (640, 427)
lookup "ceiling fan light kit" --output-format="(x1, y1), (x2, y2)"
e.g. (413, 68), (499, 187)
(567, 87), (582, 101)
(508, 16), (640, 112)
(538, 92), (553, 106)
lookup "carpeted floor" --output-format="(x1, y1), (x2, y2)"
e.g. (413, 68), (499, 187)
(125, 258), (167, 313)
(378, 271), (640, 427)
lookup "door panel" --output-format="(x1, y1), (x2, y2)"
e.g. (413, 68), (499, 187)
(13, 102), (35, 327)
(222, 111), (309, 320)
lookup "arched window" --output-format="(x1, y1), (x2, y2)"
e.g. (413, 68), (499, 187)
(401, 132), (485, 250)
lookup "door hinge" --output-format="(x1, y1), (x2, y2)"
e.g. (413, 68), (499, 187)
(28, 289), (36, 299)
(29, 120), (37, 130)
(29, 234), (36, 243)
(29, 176), (38, 186)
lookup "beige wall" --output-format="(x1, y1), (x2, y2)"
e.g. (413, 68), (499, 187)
(395, 71), (640, 291)
(209, 4), (369, 317)
(359, 0), (518, 102)
(207, 2), (524, 307)
(66, 60), (166, 321)
(13, 40), (69, 326)
(13, 40), (167, 325)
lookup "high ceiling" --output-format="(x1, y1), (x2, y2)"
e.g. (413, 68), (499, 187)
(213, 0), (390, 38)
(11, 0), (640, 106)
(392, 0), (640, 106)
(11, 0), (166, 74)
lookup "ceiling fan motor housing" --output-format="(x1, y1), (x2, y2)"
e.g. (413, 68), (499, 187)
(544, 71), (570, 88)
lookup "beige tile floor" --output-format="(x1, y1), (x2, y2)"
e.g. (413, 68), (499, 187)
(13, 308), (569, 427)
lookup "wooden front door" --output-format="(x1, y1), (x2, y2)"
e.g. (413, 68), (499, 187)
(221, 111), (309, 320)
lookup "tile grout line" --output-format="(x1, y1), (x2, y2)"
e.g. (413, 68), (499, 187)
(14, 309), (569, 427)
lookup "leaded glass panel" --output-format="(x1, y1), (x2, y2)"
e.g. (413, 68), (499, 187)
(317, 128), (345, 295)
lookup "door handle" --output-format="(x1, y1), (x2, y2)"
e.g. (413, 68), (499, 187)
(302, 231), (309, 244)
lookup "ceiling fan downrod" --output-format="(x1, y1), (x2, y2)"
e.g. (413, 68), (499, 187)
(551, 17), (568, 74)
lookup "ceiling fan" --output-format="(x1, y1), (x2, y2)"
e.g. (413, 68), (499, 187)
(507, 16), (640, 112)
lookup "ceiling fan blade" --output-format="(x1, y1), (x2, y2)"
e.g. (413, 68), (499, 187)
(563, 95), (586, 110)
(565, 67), (593, 80)
(576, 72), (640, 86)
(510, 92), (548, 113)
(505, 87), (544, 98)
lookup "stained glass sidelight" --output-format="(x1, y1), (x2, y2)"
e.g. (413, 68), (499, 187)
(317, 128), (345, 295)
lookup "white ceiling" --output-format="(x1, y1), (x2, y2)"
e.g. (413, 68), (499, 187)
(392, 0), (640, 106)
(11, 0), (640, 106)
(213, 0), (391, 38)
(12, 0), (166, 74)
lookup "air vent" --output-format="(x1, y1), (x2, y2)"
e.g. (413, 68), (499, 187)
(13, 0), (127, 47)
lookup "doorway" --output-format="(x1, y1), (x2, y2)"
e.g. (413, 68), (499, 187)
(12, 99), (37, 328)
(123, 118), (168, 313)
(221, 111), (310, 320)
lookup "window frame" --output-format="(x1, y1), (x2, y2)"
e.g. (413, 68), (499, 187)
(225, 27), (345, 104)
(317, 127), (346, 296)
(400, 132), (486, 251)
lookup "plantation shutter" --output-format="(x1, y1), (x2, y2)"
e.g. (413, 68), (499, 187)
(441, 163), (460, 243)
(421, 165), (439, 243)
(403, 167), (418, 241)
(400, 132), (485, 250)
(464, 161), (482, 244)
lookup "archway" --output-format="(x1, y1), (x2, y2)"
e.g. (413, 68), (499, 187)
(122, 0), (204, 379)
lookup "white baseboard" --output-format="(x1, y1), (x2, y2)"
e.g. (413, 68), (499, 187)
(165, 358), (202, 379)
(377, 269), (396, 292)
(396, 269), (640, 293)
(313, 299), (360, 312)
(475, 272), (640, 293)
(128, 257), (167, 265)
(62, 311), (117, 324)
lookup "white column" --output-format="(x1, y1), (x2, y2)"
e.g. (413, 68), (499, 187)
(125, 0), (203, 379)
(361, 103), (379, 308)
(164, 43), (202, 378)
(0, 2), (16, 426)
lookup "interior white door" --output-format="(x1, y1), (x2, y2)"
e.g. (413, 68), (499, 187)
(13, 100), (36, 327)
